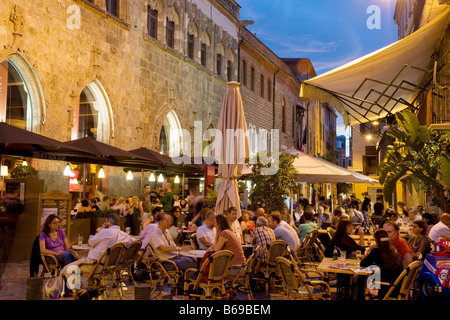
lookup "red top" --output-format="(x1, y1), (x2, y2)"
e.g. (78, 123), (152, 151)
(392, 236), (413, 258)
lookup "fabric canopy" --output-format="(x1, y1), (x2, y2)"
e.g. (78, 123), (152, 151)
(288, 149), (378, 184)
(299, 7), (450, 126)
(214, 82), (250, 218)
(242, 148), (378, 184)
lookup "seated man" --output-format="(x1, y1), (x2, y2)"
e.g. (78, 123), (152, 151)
(268, 213), (300, 252)
(62, 214), (136, 296)
(252, 216), (276, 263)
(195, 211), (216, 250)
(136, 211), (164, 258)
(428, 213), (450, 242)
(149, 212), (197, 294)
(383, 221), (413, 268)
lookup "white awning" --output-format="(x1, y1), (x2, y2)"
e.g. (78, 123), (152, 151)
(299, 7), (450, 126)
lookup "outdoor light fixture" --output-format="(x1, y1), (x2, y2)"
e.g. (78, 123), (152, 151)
(372, 121), (380, 126)
(64, 163), (71, 176)
(1, 165), (8, 177)
(149, 172), (156, 182)
(98, 167), (105, 178)
(365, 134), (373, 141)
(126, 170), (133, 180)
(157, 173), (164, 183)
(174, 175), (180, 183)
(22, 161), (27, 166)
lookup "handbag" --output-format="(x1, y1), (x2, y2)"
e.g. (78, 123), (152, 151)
(199, 250), (214, 282)
(44, 275), (64, 299)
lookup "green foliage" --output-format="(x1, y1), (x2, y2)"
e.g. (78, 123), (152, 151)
(204, 188), (218, 208)
(9, 164), (39, 179)
(379, 110), (450, 211)
(249, 151), (298, 214)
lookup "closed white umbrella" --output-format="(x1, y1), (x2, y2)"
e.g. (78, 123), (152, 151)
(214, 82), (250, 218)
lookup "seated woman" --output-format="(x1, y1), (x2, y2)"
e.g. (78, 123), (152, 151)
(74, 199), (94, 218)
(324, 219), (365, 258)
(212, 214), (246, 277)
(358, 229), (404, 299)
(39, 214), (76, 267)
(421, 213), (435, 236)
(408, 220), (431, 259)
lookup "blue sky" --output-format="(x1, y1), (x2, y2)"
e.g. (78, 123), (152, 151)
(239, 0), (399, 135)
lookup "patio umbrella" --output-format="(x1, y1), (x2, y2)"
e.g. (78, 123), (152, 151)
(285, 148), (378, 184)
(0, 122), (91, 159)
(62, 137), (148, 166)
(127, 147), (205, 173)
(214, 82), (249, 217)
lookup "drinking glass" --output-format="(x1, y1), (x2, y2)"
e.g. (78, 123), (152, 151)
(355, 250), (362, 261)
(78, 235), (83, 246)
(339, 250), (346, 262)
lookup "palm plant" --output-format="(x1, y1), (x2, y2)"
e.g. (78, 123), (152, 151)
(379, 110), (450, 212)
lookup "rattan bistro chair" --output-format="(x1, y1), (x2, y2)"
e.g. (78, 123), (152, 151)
(366, 260), (422, 300)
(74, 242), (125, 300)
(276, 256), (331, 300)
(226, 245), (260, 300)
(40, 250), (79, 277)
(253, 240), (288, 294)
(184, 250), (234, 300)
(116, 240), (142, 294)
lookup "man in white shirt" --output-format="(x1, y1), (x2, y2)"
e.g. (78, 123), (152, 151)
(135, 211), (165, 257)
(196, 211), (216, 249)
(149, 213), (197, 295)
(429, 213), (450, 242)
(226, 206), (243, 244)
(62, 214), (136, 290)
(268, 213), (300, 252)
(149, 213), (196, 269)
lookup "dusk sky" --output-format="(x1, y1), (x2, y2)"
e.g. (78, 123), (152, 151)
(239, 0), (399, 134)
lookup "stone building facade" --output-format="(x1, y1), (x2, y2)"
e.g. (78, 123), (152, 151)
(0, 0), (242, 196)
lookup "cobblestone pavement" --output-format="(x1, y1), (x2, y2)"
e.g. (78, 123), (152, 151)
(0, 261), (306, 301)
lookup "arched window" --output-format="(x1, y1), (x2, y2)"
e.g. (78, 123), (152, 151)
(0, 54), (45, 131)
(159, 110), (183, 157)
(72, 80), (113, 143)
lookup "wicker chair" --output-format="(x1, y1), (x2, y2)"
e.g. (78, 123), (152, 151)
(276, 256), (331, 300)
(40, 250), (79, 277)
(116, 240), (142, 294)
(253, 240), (288, 294)
(184, 250), (234, 300)
(366, 260), (422, 300)
(225, 245), (260, 300)
(74, 242), (125, 300)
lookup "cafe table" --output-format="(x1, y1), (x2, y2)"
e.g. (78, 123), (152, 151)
(318, 257), (371, 300)
(179, 249), (207, 263)
(71, 243), (90, 259)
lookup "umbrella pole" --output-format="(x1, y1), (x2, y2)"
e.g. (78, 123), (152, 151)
(82, 163), (87, 199)
(182, 174), (185, 199)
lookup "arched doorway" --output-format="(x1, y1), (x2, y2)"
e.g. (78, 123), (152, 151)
(69, 80), (114, 199)
(0, 53), (45, 132)
(159, 110), (183, 157)
(71, 80), (113, 143)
